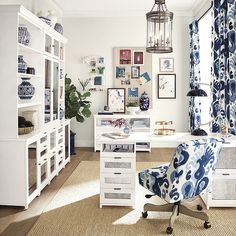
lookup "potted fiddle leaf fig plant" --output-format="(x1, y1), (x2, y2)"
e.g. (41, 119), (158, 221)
(65, 74), (92, 154)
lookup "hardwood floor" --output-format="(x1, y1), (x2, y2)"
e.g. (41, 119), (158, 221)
(0, 147), (174, 236)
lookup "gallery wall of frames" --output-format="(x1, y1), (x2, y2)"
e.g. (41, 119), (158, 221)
(113, 47), (153, 108)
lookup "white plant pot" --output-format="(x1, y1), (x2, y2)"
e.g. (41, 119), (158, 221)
(126, 107), (140, 115)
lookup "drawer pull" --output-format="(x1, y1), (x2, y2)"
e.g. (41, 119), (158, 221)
(114, 157), (122, 159)
(44, 132), (47, 135)
(44, 158), (47, 161)
(222, 173), (230, 176)
(114, 173), (121, 175)
(43, 145), (47, 148)
(114, 188), (121, 190)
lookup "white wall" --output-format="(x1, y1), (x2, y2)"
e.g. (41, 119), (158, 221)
(0, 0), (62, 20)
(63, 15), (193, 147)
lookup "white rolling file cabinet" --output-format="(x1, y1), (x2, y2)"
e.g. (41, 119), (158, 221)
(100, 142), (136, 208)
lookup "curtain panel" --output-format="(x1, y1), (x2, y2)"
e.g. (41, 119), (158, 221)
(212, 0), (236, 135)
(189, 21), (201, 132)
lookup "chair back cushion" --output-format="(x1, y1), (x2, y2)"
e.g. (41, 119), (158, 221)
(162, 138), (224, 203)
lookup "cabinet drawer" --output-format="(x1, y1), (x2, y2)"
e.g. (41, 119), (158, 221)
(216, 147), (236, 169)
(100, 188), (135, 205)
(101, 152), (135, 158)
(212, 174), (236, 200)
(100, 157), (135, 173)
(58, 126), (64, 134)
(100, 173), (135, 189)
(101, 144), (135, 155)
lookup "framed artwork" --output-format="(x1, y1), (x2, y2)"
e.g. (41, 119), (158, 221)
(157, 74), (176, 99)
(159, 58), (174, 72)
(133, 51), (144, 65)
(131, 66), (140, 78)
(128, 87), (138, 98)
(116, 66), (125, 78)
(94, 76), (103, 85)
(119, 49), (131, 64)
(107, 88), (126, 113)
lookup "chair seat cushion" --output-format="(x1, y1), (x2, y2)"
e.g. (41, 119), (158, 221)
(139, 163), (169, 197)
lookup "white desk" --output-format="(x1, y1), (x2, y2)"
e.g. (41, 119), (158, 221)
(99, 132), (236, 208)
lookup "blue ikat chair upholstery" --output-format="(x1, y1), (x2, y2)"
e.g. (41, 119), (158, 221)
(139, 138), (224, 234)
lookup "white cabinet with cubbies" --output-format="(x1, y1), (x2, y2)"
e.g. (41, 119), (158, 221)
(94, 114), (151, 152)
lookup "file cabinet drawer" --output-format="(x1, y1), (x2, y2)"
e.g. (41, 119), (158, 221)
(100, 173), (135, 189)
(100, 188), (135, 206)
(100, 157), (135, 173)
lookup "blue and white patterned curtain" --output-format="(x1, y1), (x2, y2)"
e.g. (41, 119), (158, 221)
(189, 21), (201, 132)
(211, 0), (236, 135)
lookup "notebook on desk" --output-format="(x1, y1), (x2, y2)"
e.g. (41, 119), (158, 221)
(102, 132), (129, 139)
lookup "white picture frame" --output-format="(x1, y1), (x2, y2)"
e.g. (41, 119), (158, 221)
(159, 58), (174, 72)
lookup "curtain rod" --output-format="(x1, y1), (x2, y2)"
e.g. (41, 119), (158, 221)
(197, 2), (213, 22)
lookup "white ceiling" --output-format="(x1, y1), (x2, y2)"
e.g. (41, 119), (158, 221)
(53, 0), (204, 18)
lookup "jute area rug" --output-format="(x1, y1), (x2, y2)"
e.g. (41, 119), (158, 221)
(27, 161), (236, 236)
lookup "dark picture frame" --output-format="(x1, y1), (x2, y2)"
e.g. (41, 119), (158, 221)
(131, 66), (140, 78)
(157, 74), (176, 99)
(133, 51), (144, 65)
(107, 88), (126, 113)
(119, 49), (131, 64)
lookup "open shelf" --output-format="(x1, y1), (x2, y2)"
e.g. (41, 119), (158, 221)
(18, 43), (41, 54)
(18, 73), (41, 78)
(18, 102), (42, 109)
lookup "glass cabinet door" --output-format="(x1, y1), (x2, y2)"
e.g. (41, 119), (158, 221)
(45, 34), (52, 54)
(53, 62), (59, 120)
(45, 59), (52, 123)
(54, 39), (59, 57)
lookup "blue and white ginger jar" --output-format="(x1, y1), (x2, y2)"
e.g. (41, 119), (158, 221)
(54, 23), (63, 35)
(139, 91), (150, 111)
(18, 55), (27, 73)
(18, 78), (35, 99)
(18, 26), (30, 46)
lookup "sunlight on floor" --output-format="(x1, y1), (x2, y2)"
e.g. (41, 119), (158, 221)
(44, 179), (100, 212)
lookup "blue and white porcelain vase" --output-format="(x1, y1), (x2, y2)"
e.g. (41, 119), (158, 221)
(54, 23), (63, 35)
(18, 26), (30, 46)
(139, 91), (150, 111)
(18, 55), (27, 73)
(18, 78), (35, 99)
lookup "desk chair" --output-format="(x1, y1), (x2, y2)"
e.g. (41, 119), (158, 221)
(138, 138), (224, 234)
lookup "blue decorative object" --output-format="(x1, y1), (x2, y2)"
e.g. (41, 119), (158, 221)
(18, 26), (30, 46)
(211, 0), (236, 135)
(139, 91), (150, 111)
(189, 21), (201, 133)
(54, 23), (63, 35)
(18, 78), (35, 99)
(123, 126), (130, 134)
(18, 55), (27, 73)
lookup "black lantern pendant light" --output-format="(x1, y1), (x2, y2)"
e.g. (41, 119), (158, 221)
(146, 0), (173, 53)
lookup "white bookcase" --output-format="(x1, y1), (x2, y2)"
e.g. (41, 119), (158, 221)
(94, 114), (151, 152)
(100, 142), (136, 208)
(0, 5), (70, 208)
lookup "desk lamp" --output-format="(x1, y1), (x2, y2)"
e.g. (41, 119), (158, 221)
(187, 85), (208, 136)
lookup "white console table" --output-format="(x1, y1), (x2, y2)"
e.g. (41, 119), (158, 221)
(99, 132), (236, 209)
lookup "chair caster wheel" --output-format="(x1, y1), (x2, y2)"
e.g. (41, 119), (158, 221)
(142, 211), (148, 218)
(197, 204), (203, 211)
(166, 226), (173, 234)
(204, 221), (211, 229)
